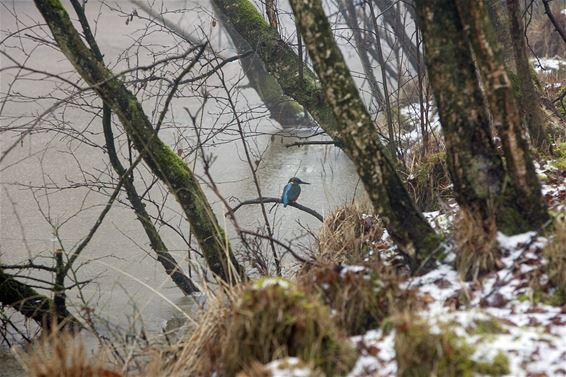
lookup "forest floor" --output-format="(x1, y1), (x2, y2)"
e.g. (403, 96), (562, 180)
(348, 161), (566, 377)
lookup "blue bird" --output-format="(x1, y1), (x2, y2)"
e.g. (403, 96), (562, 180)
(281, 177), (310, 207)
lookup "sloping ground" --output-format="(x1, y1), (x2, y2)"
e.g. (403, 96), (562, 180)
(349, 163), (566, 377)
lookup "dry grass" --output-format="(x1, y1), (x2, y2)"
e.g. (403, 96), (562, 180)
(317, 203), (383, 264)
(299, 264), (415, 336)
(18, 327), (121, 377)
(217, 278), (356, 376)
(455, 208), (500, 281)
(544, 218), (566, 291)
(407, 149), (452, 211)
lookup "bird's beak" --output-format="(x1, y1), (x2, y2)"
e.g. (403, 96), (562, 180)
(299, 180), (310, 185)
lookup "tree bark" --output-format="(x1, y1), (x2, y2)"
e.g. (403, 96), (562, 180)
(0, 268), (80, 329)
(506, 0), (548, 150)
(70, 0), (200, 295)
(211, 0), (338, 134)
(34, 0), (243, 284)
(414, 0), (510, 277)
(338, 0), (385, 107)
(456, 0), (550, 232)
(290, 0), (442, 268)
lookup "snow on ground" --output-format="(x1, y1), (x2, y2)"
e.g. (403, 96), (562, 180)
(532, 57), (566, 73)
(348, 169), (566, 377)
(399, 102), (440, 143)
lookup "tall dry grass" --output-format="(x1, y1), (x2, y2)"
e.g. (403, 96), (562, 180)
(317, 203), (383, 264)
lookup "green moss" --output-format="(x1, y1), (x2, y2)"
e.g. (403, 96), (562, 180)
(517, 288), (566, 306)
(554, 142), (566, 170)
(468, 318), (508, 336)
(476, 351), (510, 375)
(395, 315), (509, 377)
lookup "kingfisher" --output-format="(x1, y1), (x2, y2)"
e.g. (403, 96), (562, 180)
(281, 177), (310, 207)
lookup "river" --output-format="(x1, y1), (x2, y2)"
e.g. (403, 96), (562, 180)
(0, 1), (363, 367)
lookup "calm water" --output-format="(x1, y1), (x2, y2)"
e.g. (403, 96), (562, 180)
(0, 0), (362, 352)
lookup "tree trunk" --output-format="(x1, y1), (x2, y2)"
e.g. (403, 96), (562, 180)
(69, 0), (200, 295)
(211, 0), (338, 134)
(338, 0), (385, 107)
(290, 0), (441, 268)
(212, 4), (313, 127)
(0, 268), (80, 329)
(506, 0), (548, 150)
(456, 0), (550, 232)
(414, 0), (518, 277)
(373, 0), (422, 72)
(34, 0), (243, 284)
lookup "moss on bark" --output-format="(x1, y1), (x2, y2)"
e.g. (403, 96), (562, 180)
(34, 0), (243, 283)
(456, 0), (549, 233)
(289, 0), (442, 267)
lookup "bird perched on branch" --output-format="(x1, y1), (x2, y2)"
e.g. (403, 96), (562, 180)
(281, 177), (310, 207)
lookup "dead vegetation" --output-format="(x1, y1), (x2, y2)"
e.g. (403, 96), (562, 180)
(316, 203), (383, 264)
(18, 328), (120, 377)
(299, 264), (415, 336)
(407, 148), (452, 212)
(455, 208), (500, 281)
(217, 278), (355, 376)
(544, 218), (566, 293)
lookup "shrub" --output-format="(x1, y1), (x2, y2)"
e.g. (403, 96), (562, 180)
(299, 264), (413, 336)
(219, 278), (356, 376)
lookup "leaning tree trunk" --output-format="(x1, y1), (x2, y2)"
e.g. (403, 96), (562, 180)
(34, 0), (243, 284)
(211, 0), (338, 134)
(0, 268), (80, 330)
(506, 0), (548, 150)
(456, 0), (550, 232)
(289, 0), (442, 269)
(414, 0), (527, 279)
(69, 0), (200, 295)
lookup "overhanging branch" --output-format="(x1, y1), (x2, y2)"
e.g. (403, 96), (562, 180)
(228, 197), (324, 222)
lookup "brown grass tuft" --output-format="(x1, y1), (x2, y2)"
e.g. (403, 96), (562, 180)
(19, 328), (120, 377)
(317, 203), (383, 264)
(217, 278), (356, 376)
(544, 218), (566, 291)
(407, 149), (452, 211)
(455, 208), (500, 281)
(299, 264), (414, 336)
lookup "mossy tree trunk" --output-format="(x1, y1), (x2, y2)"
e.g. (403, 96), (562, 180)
(0, 268), (80, 329)
(414, 0), (522, 277)
(211, 0), (338, 134)
(506, 0), (548, 150)
(289, 0), (442, 267)
(69, 0), (200, 295)
(456, 0), (550, 231)
(34, 0), (243, 284)
(212, 4), (313, 127)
